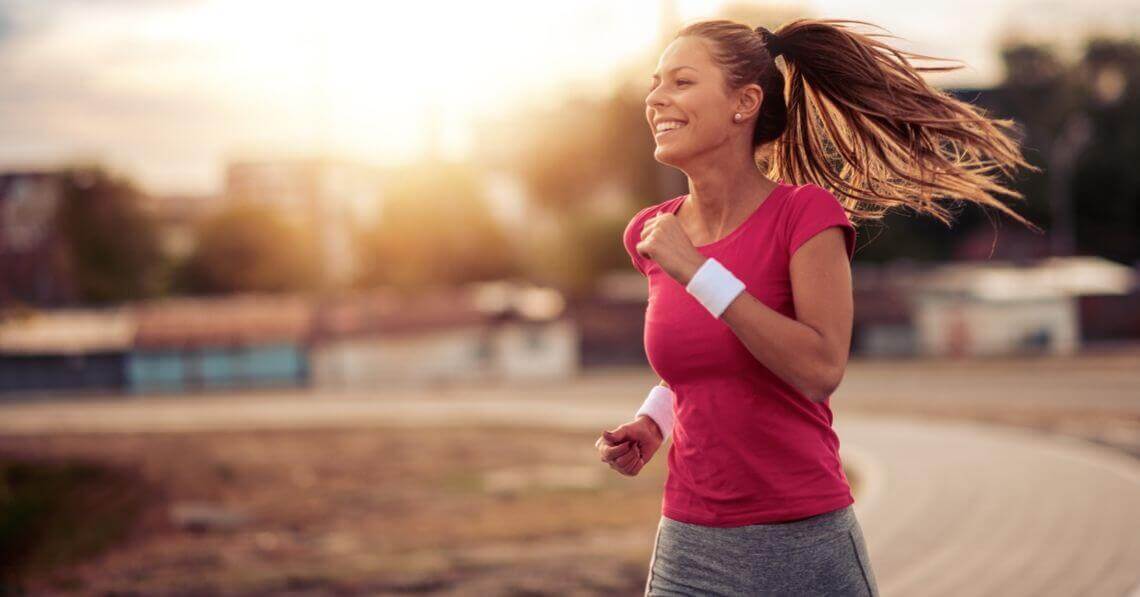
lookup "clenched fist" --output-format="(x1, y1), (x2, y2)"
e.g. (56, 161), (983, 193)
(636, 211), (706, 285)
(595, 416), (666, 477)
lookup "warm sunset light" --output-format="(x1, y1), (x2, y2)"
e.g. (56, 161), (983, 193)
(2, 0), (1139, 594)
(1, 0), (686, 191)
(7, 0), (1132, 193)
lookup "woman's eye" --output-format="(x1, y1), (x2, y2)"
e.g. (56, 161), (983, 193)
(677, 80), (692, 86)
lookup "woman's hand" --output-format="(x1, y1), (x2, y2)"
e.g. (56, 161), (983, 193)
(595, 416), (666, 476)
(636, 212), (706, 285)
(596, 434), (642, 476)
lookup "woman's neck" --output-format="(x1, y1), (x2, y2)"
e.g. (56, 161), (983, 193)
(682, 150), (778, 233)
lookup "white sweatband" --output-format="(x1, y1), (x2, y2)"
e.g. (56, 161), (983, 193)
(635, 384), (675, 440)
(685, 257), (746, 318)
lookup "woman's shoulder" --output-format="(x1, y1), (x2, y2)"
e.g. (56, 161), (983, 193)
(782, 181), (838, 205)
(779, 182), (857, 260)
(777, 182), (849, 224)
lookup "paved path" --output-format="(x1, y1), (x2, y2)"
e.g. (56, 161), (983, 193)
(1, 382), (1139, 596)
(837, 416), (1140, 597)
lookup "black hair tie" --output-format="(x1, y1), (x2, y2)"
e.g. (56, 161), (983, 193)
(755, 26), (785, 59)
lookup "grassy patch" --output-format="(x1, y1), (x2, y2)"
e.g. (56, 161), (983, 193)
(0, 456), (157, 592)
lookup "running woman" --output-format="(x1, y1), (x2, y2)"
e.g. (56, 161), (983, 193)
(594, 18), (1041, 596)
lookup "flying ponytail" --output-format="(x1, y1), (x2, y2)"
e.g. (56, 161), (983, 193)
(676, 18), (1043, 233)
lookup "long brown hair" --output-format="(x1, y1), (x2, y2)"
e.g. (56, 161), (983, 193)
(677, 18), (1043, 234)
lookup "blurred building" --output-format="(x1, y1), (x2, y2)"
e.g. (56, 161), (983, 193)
(0, 280), (581, 397)
(1079, 289), (1140, 344)
(875, 255), (1135, 357)
(128, 295), (312, 394)
(224, 158), (385, 287)
(0, 308), (133, 394)
(311, 288), (490, 389)
(478, 282), (578, 381)
(576, 271), (654, 367)
(852, 262), (925, 358)
(0, 171), (75, 306)
(311, 282), (577, 390)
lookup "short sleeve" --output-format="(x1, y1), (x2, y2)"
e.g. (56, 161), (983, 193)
(784, 185), (857, 262)
(623, 205), (655, 276)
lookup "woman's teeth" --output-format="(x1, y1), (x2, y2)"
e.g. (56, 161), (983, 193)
(655, 121), (686, 135)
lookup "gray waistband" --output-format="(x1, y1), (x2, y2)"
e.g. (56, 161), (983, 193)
(662, 504), (856, 552)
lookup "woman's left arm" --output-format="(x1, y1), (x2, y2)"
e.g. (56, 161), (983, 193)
(717, 227), (853, 403)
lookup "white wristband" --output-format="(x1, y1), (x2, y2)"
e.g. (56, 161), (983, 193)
(685, 257), (746, 318)
(635, 383), (675, 440)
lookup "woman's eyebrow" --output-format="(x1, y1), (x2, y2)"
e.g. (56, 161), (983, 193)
(651, 65), (697, 79)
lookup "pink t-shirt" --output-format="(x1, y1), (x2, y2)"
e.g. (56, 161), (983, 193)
(623, 180), (857, 527)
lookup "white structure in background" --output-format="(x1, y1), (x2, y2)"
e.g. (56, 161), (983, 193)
(0, 309), (135, 355)
(476, 281), (578, 381)
(312, 322), (493, 390)
(311, 281), (578, 390)
(912, 256), (1136, 357)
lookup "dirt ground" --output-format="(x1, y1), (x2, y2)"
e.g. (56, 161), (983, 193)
(1, 425), (676, 595)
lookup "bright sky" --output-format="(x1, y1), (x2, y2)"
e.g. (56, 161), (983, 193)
(0, 0), (1135, 195)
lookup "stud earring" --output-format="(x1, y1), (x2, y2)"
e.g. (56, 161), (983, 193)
(734, 113), (742, 122)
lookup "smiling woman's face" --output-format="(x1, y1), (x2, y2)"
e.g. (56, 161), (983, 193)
(645, 36), (736, 168)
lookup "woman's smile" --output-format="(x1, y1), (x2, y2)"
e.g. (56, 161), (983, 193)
(654, 121), (688, 139)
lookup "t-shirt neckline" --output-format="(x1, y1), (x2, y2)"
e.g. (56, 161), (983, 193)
(668, 181), (790, 251)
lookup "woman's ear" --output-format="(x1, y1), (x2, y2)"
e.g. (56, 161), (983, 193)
(736, 84), (763, 120)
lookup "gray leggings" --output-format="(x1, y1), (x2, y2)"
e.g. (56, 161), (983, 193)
(645, 504), (879, 596)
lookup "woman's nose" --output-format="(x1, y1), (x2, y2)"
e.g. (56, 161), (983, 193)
(645, 87), (666, 109)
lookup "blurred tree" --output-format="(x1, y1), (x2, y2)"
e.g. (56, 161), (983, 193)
(1070, 39), (1140, 264)
(516, 97), (612, 212)
(175, 202), (319, 295)
(497, 81), (683, 294)
(512, 84), (677, 215)
(608, 80), (687, 207)
(981, 36), (1140, 264)
(54, 166), (165, 304)
(354, 159), (517, 292)
(519, 210), (632, 300)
